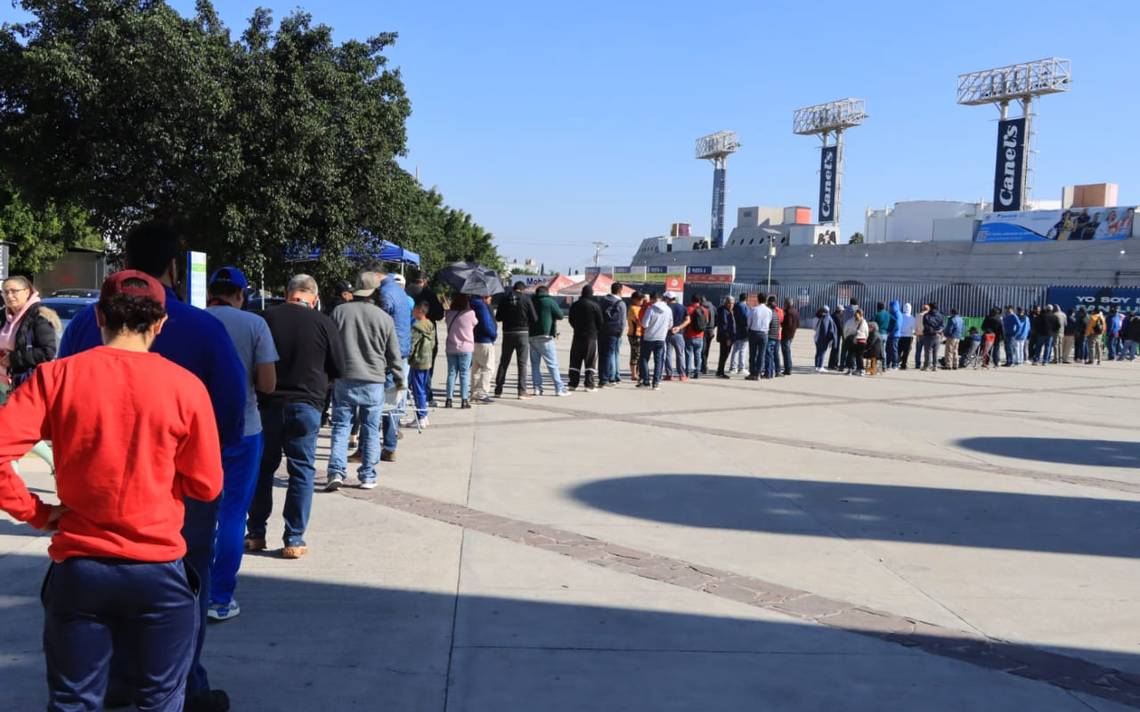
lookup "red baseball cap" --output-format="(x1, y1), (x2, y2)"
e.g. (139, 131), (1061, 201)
(99, 270), (167, 308)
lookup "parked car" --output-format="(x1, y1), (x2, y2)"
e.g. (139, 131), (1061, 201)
(244, 296), (286, 313)
(50, 288), (100, 299)
(39, 297), (97, 335)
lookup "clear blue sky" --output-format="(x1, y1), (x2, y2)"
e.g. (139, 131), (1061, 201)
(5, 0), (1138, 269)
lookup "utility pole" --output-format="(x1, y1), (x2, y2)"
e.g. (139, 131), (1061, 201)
(591, 242), (609, 267)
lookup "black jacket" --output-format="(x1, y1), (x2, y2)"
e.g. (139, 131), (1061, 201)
(1125, 316), (1140, 341)
(7, 303), (57, 385)
(568, 297), (604, 339)
(496, 290), (538, 332)
(407, 284), (445, 322)
(982, 314), (1003, 337)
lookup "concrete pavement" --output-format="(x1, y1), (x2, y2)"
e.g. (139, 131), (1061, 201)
(2, 337), (1139, 710)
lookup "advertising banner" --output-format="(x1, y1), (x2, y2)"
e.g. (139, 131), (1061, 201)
(817, 145), (838, 224)
(664, 275), (685, 293)
(992, 117), (1027, 212)
(1046, 286), (1140, 315)
(186, 251), (208, 309)
(643, 265), (685, 284)
(612, 265), (645, 282)
(584, 265), (615, 278)
(977, 206), (1136, 242)
(711, 168), (726, 247)
(685, 265), (736, 284)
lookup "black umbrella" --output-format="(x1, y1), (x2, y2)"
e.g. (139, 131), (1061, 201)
(435, 262), (505, 296)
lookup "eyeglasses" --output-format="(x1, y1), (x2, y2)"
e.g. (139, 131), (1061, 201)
(2, 288), (28, 296)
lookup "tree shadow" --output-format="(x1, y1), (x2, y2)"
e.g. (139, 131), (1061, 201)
(956, 437), (1140, 469)
(1, 553), (1138, 710)
(569, 474), (1140, 559)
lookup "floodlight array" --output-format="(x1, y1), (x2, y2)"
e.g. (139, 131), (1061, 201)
(956, 58), (1071, 106)
(694, 130), (741, 160)
(792, 98), (867, 136)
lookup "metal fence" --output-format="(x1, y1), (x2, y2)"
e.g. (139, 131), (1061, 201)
(680, 280), (1048, 319)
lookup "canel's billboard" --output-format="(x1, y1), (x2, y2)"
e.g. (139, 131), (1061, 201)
(976, 206), (1137, 242)
(991, 118), (1027, 212)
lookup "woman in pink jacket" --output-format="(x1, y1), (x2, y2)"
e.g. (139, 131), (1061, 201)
(444, 293), (478, 408)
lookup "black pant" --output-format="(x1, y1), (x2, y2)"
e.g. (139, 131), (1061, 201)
(47, 558), (198, 712)
(748, 331), (768, 377)
(495, 331), (530, 395)
(569, 334), (598, 389)
(851, 340), (866, 372)
(717, 338), (732, 375)
(898, 336), (913, 370)
(701, 334), (713, 373)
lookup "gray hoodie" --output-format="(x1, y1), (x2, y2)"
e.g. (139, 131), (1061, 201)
(899, 303), (916, 338)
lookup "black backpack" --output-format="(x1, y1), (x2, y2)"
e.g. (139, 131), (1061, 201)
(690, 306), (708, 332)
(1092, 318), (1105, 335)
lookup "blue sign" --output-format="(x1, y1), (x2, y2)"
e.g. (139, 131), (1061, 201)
(685, 265), (712, 275)
(647, 265), (668, 274)
(1046, 286), (1140, 315)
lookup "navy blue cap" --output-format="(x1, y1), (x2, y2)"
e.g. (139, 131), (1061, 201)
(208, 266), (249, 291)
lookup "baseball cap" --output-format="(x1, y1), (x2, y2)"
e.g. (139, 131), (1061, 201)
(353, 271), (382, 298)
(99, 270), (167, 308)
(393, 274), (406, 286)
(208, 266), (249, 291)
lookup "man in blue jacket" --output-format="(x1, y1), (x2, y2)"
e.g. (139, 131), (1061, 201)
(886, 300), (903, 370)
(59, 222), (246, 712)
(470, 294), (498, 403)
(942, 308), (965, 369)
(373, 267), (411, 461)
(1001, 306), (1020, 366)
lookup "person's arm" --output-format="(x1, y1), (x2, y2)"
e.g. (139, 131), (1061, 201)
(527, 297), (539, 326)
(383, 319), (405, 389)
(673, 313), (690, 334)
(0, 369), (58, 528)
(594, 304), (605, 333)
(324, 318), (347, 380)
(253, 318), (279, 394)
(175, 379), (224, 503)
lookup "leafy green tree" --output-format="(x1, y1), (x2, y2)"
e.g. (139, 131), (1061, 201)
(848, 232), (865, 245)
(0, 176), (102, 274)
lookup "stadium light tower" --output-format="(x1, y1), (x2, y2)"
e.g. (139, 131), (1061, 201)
(957, 58), (1071, 212)
(695, 130), (740, 249)
(793, 98), (867, 229)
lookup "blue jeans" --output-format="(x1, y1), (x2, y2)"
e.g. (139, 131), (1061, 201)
(886, 336), (899, 369)
(780, 337), (793, 374)
(639, 339), (665, 385)
(730, 339), (747, 371)
(1003, 336), (1017, 365)
(1038, 335), (1053, 364)
(329, 380), (385, 484)
(383, 357), (406, 453)
(210, 432), (265, 606)
(764, 339), (780, 378)
(814, 340), (831, 369)
(446, 352), (473, 400)
(409, 368), (431, 418)
(1109, 335), (1122, 359)
(748, 331), (768, 377)
(665, 333), (685, 377)
(529, 335), (566, 393)
(601, 334), (622, 382)
(45, 559), (198, 712)
(685, 337), (703, 376)
(249, 401), (321, 547)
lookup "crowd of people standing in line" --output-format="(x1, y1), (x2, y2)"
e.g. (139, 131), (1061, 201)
(1, 235), (1138, 711)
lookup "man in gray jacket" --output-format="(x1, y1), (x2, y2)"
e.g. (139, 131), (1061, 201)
(325, 272), (404, 491)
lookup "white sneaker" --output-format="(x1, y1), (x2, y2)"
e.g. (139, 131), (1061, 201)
(418, 417), (429, 429)
(556, 390), (572, 397)
(207, 599), (240, 622)
(585, 387), (598, 393)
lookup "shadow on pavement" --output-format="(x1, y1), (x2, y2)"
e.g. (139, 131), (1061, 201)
(1, 552), (1139, 710)
(569, 474), (1140, 558)
(956, 436), (1140, 469)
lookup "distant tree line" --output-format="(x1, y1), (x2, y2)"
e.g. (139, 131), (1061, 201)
(0, 0), (500, 285)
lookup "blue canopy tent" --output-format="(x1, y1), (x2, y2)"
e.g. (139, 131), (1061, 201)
(285, 232), (420, 270)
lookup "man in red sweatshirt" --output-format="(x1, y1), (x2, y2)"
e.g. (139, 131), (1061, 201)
(0, 270), (223, 711)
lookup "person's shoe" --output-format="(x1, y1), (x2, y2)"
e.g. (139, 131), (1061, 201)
(532, 389), (543, 397)
(477, 396), (494, 404)
(282, 545), (307, 560)
(585, 387), (597, 393)
(359, 480), (378, 490)
(691, 373), (699, 380)
(244, 537), (266, 552)
(348, 436), (358, 450)
(651, 383), (660, 390)
(445, 398), (453, 408)
(635, 382), (645, 388)
(461, 399), (471, 409)
(418, 417), (430, 429)
(518, 392), (532, 400)
(663, 375), (673, 381)
(744, 375), (758, 381)
(679, 376), (689, 382)
(185, 689), (231, 712)
(493, 389), (503, 398)
(718, 373), (730, 379)
(324, 474), (346, 492)
(207, 599), (241, 622)
(380, 450), (396, 462)
(556, 390), (572, 396)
